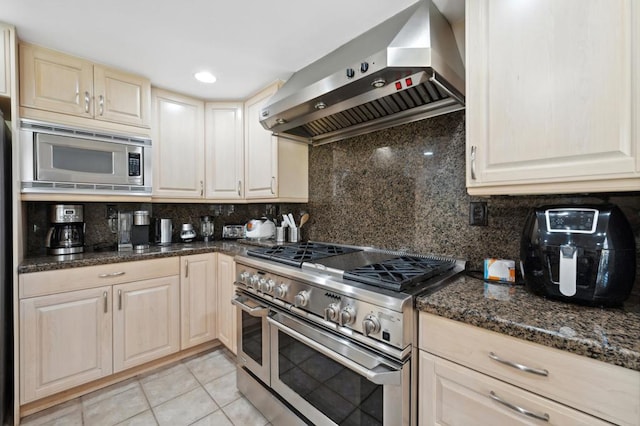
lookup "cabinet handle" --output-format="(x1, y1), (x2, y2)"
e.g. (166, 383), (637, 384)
(200, 180), (204, 196)
(118, 289), (122, 310)
(470, 145), (477, 180)
(270, 176), (276, 195)
(98, 95), (104, 116)
(103, 291), (108, 313)
(84, 91), (91, 113)
(489, 391), (550, 422)
(185, 260), (189, 278)
(237, 180), (242, 196)
(98, 271), (126, 278)
(488, 352), (549, 376)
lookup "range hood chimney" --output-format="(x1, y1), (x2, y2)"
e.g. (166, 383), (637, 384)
(260, 0), (465, 146)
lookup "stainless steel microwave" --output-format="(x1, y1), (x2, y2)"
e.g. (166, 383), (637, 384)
(20, 120), (152, 196)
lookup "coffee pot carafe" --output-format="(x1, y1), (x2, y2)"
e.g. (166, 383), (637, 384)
(45, 204), (85, 255)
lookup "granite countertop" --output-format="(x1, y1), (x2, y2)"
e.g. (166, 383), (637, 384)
(18, 241), (250, 274)
(416, 274), (640, 371)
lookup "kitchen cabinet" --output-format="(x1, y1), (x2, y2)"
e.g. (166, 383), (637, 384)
(151, 88), (205, 199)
(244, 82), (309, 202)
(113, 276), (180, 372)
(20, 286), (113, 403)
(0, 24), (14, 98)
(418, 313), (640, 426)
(18, 258), (180, 403)
(466, 0), (640, 195)
(180, 253), (217, 349)
(205, 102), (244, 200)
(216, 253), (236, 354)
(19, 43), (151, 131)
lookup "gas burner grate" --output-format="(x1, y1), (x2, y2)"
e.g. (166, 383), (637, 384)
(343, 256), (456, 291)
(247, 242), (361, 267)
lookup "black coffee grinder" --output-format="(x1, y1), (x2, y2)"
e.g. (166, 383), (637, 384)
(521, 204), (636, 306)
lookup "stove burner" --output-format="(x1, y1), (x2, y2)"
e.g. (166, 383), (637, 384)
(247, 242), (361, 267)
(343, 256), (456, 291)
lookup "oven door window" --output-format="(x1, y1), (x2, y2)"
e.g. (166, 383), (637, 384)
(242, 309), (264, 365)
(277, 329), (383, 425)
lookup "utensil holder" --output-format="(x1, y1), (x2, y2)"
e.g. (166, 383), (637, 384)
(289, 227), (299, 243)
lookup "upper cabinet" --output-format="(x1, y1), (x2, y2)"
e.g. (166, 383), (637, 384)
(205, 102), (244, 200)
(152, 88), (205, 199)
(19, 43), (151, 132)
(466, 0), (640, 195)
(244, 82), (309, 202)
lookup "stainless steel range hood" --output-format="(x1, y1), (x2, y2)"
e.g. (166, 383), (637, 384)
(260, 0), (465, 146)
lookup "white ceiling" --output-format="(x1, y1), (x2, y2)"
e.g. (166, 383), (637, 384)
(1, 0), (464, 101)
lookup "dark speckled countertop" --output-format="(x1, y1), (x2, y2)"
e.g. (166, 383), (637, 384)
(18, 241), (250, 274)
(416, 275), (640, 371)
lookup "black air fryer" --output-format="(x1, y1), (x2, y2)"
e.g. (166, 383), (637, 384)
(521, 204), (636, 306)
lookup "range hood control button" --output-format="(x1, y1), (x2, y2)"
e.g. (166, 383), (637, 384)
(346, 68), (355, 79)
(360, 62), (369, 73)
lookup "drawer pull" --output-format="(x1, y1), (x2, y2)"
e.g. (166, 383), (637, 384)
(488, 352), (549, 376)
(489, 391), (550, 422)
(98, 271), (126, 278)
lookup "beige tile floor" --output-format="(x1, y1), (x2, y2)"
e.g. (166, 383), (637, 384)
(20, 348), (272, 426)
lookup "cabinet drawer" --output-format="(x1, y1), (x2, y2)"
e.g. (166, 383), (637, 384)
(419, 351), (609, 426)
(20, 257), (180, 298)
(419, 313), (640, 426)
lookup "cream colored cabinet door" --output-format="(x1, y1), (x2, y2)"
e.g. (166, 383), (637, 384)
(466, 0), (640, 195)
(244, 83), (279, 199)
(94, 65), (150, 127)
(19, 43), (93, 117)
(151, 88), (205, 199)
(113, 276), (180, 372)
(20, 286), (113, 403)
(205, 102), (244, 199)
(418, 351), (609, 426)
(0, 24), (13, 98)
(216, 253), (237, 354)
(180, 253), (217, 349)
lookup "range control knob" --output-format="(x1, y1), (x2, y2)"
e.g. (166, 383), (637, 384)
(264, 279), (276, 293)
(274, 284), (287, 298)
(339, 306), (356, 326)
(249, 274), (260, 288)
(258, 278), (267, 291)
(362, 315), (381, 336)
(239, 271), (250, 283)
(346, 68), (355, 79)
(294, 290), (310, 307)
(324, 303), (340, 322)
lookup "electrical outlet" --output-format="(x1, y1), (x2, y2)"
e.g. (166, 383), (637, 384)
(469, 201), (488, 226)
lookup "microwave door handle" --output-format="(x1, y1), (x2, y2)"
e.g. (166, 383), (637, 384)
(231, 296), (269, 317)
(267, 316), (401, 386)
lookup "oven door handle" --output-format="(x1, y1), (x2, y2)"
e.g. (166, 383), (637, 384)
(232, 295), (270, 317)
(268, 316), (401, 386)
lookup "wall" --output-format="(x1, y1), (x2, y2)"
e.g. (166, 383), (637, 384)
(306, 111), (640, 294)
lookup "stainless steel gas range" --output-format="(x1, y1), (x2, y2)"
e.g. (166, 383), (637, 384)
(233, 242), (465, 426)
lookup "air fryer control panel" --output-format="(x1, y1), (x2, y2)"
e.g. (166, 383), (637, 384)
(545, 208), (598, 233)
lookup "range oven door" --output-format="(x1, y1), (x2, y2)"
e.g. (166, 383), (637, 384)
(269, 311), (410, 426)
(232, 293), (271, 385)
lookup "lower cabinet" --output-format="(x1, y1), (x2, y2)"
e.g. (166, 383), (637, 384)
(216, 253), (237, 354)
(180, 253), (217, 349)
(418, 313), (640, 426)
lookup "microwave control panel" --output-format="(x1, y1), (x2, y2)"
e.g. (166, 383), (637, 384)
(128, 152), (141, 177)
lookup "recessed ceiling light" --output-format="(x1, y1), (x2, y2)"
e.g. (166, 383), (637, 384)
(195, 71), (216, 83)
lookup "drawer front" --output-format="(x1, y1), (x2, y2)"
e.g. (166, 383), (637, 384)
(419, 313), (640, 426)
(20, 257), (180, 298)
(419, 351), (609, 426)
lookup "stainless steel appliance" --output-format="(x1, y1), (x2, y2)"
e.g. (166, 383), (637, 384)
(200, 215), (214, 242)
(222, 224), (245, 239)
(45, 204), (85, 255)
(0, 112), (14, 424)
(521, 204), (636, 306)
(259, 0), (465, 145)
(131, 210), (150, 251)
(20, 119), (152, 196)
(154, 218), (173, 245)
(233, 242), (465, 425)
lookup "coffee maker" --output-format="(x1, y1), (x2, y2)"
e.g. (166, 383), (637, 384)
(45, 204), (85, 255)
(521, 204), (636, 306)
(131, 210), (150, 251)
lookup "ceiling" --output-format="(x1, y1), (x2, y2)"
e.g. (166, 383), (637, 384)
(2, 0), (464, 101)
